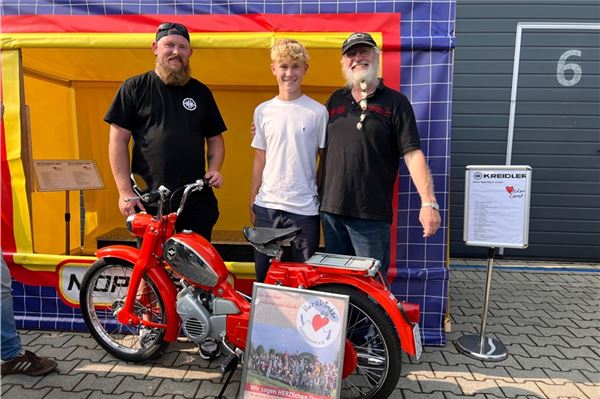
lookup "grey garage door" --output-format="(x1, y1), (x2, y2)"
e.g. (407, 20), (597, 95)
(450, 1), (600, 261)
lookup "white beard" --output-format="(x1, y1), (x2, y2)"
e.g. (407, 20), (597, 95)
(342, 60), (379, 88)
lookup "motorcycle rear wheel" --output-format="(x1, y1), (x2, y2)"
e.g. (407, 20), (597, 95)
(314, 285), (402, 399)
(79, 258), (169, 362)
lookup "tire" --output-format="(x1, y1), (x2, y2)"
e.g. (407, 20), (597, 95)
(314, 285), (402, 399)
(79, 258), (169, 362)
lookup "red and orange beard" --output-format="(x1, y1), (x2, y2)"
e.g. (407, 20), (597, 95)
(156, 55), (192, 86)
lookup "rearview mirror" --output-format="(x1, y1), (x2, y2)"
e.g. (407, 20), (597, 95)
(130, 173), (149, 196)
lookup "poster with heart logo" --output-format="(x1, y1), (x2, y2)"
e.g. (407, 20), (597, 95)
(241, 284), (349, 399)
(297, 297), (343, 348)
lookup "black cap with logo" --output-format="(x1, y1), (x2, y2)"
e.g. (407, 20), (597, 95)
(341, 32), (377, 54)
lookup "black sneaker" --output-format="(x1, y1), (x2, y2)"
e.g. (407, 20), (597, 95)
(1, 350), (58, 376)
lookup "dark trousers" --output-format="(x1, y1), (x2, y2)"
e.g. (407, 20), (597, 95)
(252, 204), (320, 282)
(175, 202), (219, 241)
(320, 211), (391, 279)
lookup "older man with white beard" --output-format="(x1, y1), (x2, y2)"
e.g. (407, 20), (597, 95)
(319, 32), (441, 280)
(105, 22), (226, 241)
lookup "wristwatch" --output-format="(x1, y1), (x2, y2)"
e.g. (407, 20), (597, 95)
(421, 202), (440, 210)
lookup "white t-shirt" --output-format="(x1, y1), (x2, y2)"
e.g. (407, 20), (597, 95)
(252, 95), (328, 215)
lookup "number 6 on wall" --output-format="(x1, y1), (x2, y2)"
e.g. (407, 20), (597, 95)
(556, 49), (582, 87)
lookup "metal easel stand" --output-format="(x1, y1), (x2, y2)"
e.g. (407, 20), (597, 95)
(456, 247), (508, 361)
(65, 190), (71, 255)
(216, 354), (239, 399)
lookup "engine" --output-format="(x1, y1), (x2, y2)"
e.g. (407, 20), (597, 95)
(176, 286), (211, 343)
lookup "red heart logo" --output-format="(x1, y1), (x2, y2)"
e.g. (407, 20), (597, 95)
(505, 186), (514, 194)
(312, 314), (329, 331)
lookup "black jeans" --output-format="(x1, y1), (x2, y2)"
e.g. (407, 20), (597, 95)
(252, 204), (320, 282)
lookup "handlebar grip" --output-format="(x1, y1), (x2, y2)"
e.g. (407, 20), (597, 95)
(141, 190), (162, 203)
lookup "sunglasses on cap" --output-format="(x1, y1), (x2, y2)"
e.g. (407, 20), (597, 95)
(157, 22), (187, 33)
(156, 22), (190, 42)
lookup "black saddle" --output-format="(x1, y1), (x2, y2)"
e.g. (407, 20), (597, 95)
(243, 226), (300, 257)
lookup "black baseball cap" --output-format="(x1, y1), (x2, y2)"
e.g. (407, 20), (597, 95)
(342, 32), (377, 54)
(156, 22), (190, 43)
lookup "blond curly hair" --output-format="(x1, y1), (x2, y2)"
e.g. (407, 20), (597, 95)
(271, 39), (310, 64)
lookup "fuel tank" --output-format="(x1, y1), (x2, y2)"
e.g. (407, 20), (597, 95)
(163, 231), (228, 288)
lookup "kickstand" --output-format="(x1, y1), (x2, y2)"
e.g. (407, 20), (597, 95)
(217, 354), (239, 399)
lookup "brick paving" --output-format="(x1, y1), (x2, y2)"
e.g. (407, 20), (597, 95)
(1, 265), (599, 398)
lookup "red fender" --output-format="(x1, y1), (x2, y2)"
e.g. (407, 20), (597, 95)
(95, 245), (140, 262)
(95, 246), (180, 342)
(308, 275), (418, 356)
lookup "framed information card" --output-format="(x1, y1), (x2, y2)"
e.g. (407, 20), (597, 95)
(240, 284), (349, 399)
(33, 160), (104, 191)
(464, 165), (532, 248)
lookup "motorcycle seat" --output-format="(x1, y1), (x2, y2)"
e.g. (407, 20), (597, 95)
(242, 226), (300, 246)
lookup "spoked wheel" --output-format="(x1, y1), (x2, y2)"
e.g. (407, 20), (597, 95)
(314, 285), (402, 399)
(79, 258), (169, 362)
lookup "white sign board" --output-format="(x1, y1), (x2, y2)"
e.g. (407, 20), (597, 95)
(464, 165), (532, 248)
(33, 160), (104, 191)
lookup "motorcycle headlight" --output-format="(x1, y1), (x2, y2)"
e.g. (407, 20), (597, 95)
(126, 212), (152, 237)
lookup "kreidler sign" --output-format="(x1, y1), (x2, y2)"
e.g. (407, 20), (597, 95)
(464, 165), (532, 248)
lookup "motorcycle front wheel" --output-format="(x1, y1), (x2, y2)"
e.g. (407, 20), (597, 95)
(79, 258), (169, 362)
(314, 285), (402, 399)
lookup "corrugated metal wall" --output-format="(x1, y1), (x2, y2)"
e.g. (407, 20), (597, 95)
(450, 1), (600, 260)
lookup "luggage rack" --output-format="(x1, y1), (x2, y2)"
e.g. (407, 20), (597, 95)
(305, 252), (380, 277)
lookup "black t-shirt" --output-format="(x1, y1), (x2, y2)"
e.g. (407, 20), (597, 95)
(104, 71), (226, 193)
(320, 80), (421, 223)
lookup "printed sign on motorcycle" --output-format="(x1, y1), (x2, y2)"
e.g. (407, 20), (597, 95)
(240, 284), (349, 399)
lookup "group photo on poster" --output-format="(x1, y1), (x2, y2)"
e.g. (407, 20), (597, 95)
(240, 284), (349, 399)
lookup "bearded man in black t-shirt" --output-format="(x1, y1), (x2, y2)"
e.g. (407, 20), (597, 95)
(105, 22), (226, 240)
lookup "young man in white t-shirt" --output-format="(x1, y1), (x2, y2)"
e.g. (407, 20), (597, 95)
(250, 39), (328, 282)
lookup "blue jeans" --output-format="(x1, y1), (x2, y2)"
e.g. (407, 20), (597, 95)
(1, 255), (22, 361)
(320, 212), (391, 278)
(253, 205), (320, 282)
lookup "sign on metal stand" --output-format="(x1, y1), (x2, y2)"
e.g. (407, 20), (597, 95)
(457, 165), (532, 361)
(32, 160), (104, 255)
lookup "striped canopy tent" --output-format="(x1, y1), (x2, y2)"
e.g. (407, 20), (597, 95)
(0, 0), (455, 345)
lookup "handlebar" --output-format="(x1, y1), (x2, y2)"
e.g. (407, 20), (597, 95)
(125, 185), (171, 205)
(176, 179), (208, 216)
(125, 179), (209, 218)
(141, 188), (167, 204)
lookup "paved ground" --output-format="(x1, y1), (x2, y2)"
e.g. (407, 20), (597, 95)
(1, 261), (599, 398)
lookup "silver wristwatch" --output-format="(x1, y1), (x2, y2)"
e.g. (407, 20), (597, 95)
(421, 202), (439, 210)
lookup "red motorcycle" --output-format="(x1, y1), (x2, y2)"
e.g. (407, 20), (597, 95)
(79, 177), (422, 399)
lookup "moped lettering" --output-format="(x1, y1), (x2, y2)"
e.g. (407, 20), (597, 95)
(92, 275), (130, 292)
(67, 274), (82, 291)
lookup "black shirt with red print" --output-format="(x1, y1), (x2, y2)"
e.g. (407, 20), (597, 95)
(320, 79), (421, 223)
